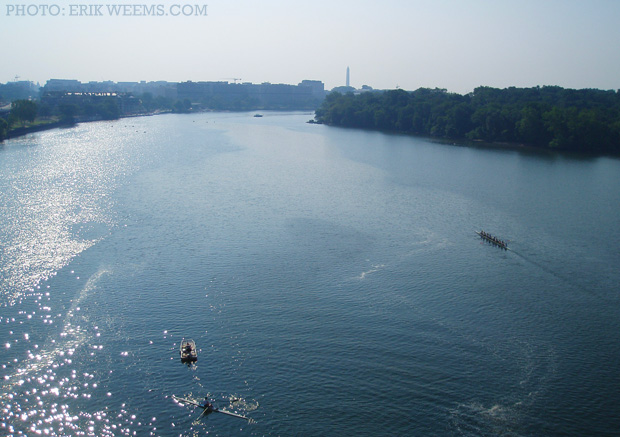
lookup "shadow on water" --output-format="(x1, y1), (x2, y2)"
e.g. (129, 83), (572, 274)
(509, 248), (574, 287)
(506, 244), (609, 301)
(474, 230), (598, 297)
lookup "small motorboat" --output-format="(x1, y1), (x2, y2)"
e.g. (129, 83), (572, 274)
(180, 339), (197, 363)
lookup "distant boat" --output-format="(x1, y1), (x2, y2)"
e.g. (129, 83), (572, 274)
(180, 339), (197, 363)
(476, 231), (508, 250)
(253, 114), (263, 117)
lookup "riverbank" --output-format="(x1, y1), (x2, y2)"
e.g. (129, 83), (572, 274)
(427, 136), (617, 158)
(313, 119), (616, 159)
(314, 88), (620, 156)
(6, 120), (72, 139)
(3, 110), (172, 141)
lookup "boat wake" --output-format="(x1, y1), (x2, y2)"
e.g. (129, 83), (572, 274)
(451, 401), (523, 436)
(377, 274), (558, 436)
(356, 263), (386, 280)
(449, 348), (557, 436)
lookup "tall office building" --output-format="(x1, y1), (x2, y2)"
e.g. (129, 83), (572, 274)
(346, 66), (350, 87)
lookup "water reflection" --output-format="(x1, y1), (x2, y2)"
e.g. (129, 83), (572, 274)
(0, 123), (144, 435)
(0, 125), (137, 307)
(2, 113), (619, 435)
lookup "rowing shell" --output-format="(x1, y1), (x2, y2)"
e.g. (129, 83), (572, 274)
(476, 231), (509, 250)
(172, 395), (253, 422)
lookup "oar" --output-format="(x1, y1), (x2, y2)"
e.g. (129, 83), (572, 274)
(214, 408), (254, 423)
(174, 395), (254, 423)
(214, 408), (250, 420)
(172, 395), (202, 408)
(197, 405), (212, 420)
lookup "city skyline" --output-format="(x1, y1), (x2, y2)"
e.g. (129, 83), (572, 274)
(2, 0), (620, 94)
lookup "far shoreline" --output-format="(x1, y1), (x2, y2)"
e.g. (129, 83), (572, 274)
(312, 120), (617, 159)
(5, 111), (617, 160)
(3, 110), (172, 141)
(3, 108), (319, 142)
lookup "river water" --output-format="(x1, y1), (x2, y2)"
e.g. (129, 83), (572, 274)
(1, 112), (619, 436)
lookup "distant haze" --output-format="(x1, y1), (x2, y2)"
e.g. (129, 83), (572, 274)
(2, 0), (620, 93)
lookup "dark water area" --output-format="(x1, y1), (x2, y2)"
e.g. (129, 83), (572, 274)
(1, 112), (619, 435)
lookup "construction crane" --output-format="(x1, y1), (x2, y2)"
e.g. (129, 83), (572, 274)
(221, 78), (242, 84)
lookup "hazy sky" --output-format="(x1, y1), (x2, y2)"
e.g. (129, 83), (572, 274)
(2, 0), (619, 93)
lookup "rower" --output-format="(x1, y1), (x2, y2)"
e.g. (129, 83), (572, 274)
(203, 398), (214, 412)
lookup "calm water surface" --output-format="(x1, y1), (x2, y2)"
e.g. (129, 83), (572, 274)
(1, 112), (619, 436)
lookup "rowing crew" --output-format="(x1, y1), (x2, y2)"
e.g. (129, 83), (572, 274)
(479, 231), (507, 247)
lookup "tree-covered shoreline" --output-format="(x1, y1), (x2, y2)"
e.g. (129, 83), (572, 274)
(0, 94), (186, 142)
(314, 86), (620, 155)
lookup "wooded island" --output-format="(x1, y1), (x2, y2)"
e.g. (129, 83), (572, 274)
(314, 86), (620, 155)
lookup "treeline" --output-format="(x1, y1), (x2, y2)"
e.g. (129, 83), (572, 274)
(0, 118), (7, 141)
(138, 93), (192, 113)
(42, 97), (122, 122)
(314, 86), (620, 155)
(0, 100), (38, 141)
(0, 94), (194, 141)
(40, 93), (191, 122)
(0, 97), (122, 141)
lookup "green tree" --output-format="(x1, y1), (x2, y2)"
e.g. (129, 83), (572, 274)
(374, 108), (392, 130)
(516, 104), (550, 146)
(99, 99), (120, 120)
(154, 95), (174, 110)
(37, 103), (52, 117)
(445, 103), (473, 138)
(140, 92), (155, 112)
(572, 108), (610, 153)
(10, 99), (38, 126)
(173, 98), (192, 113)
(543, 107), (574, 149)
(0, 118), (8, 141)
(59, 103), (78, 124)
(314, 85), (620, 155)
